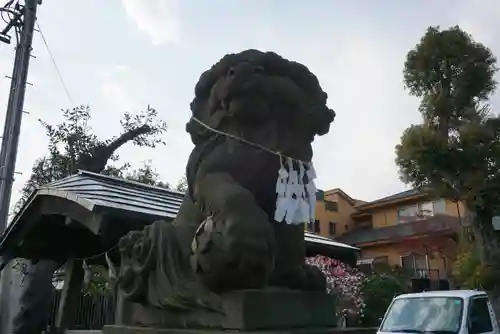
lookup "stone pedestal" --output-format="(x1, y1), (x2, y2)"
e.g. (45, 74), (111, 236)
(103, 327), (375, 334)
(104, 289), (336, 333)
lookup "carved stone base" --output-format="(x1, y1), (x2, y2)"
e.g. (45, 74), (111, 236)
(110, 289), (336, 331)
(102, 326), (365, 334)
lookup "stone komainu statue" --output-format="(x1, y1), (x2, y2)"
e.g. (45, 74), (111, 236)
(117, 49), (335, 312)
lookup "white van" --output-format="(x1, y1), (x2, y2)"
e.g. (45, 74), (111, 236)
(378, 290), (499, 334)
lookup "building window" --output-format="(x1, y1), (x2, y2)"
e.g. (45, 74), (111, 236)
(357, 256), (390, 274)
(357, 261), (373, 274)
(308, 220), (320, 233)
(397, 199), (447, 223)
(316, 190), (325, 201)
(401, 253), (428, 277)
(400, 254), (427, 270)
(432, 199), (446, 214)
(397, 205), (419, 223)
(418, 201), (434, 216)
(419, 199), (446, 215)
(329, 222), (336, 235)
(324, 200), (338, 212)
(357, 220), (373, 229)
(493, 216), (500, 231)
(401, 254), (414, 269)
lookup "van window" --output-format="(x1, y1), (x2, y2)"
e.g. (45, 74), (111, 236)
(469, 297), (493, 333)
(380, 296), (463, 333)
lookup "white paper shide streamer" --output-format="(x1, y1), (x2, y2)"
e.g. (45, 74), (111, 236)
(274, 157), (317, 225)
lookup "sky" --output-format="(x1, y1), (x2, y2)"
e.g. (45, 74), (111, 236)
(0, 0), (500, 208)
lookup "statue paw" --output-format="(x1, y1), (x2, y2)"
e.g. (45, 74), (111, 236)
(160, 282), (223, 314)
(191, 215), (275, 293)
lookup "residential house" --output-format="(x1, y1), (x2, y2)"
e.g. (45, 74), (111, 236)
(306, 188), (365, 238)
(310, 185), (500, 286)
(335, 189), (464, 280)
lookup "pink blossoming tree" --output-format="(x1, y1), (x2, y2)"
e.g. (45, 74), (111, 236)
(306, 255), (366, 321)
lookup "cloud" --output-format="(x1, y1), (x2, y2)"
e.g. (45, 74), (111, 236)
(95, 66), (148, 141)
(113, 65), (130, 72)
(98, 66), (144, 113)
(100, 80), (136, 113)
(121, 0), (181, 45)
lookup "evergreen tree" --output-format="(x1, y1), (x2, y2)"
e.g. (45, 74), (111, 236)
(396, 26), (500, 288)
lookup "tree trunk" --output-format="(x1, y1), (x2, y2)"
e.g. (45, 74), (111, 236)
(470, 210), (500, 268)
(12, 260), (59, 334)
(470, 209), (500, 323)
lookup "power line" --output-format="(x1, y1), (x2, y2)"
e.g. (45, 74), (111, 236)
(35, 21), (74, 107)
(0, 0), (21, 45)
(0, 1), (15, 25)
(1, 1), (16, 24)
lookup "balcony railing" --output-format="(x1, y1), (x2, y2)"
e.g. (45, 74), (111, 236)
(409, 268), (441, 280)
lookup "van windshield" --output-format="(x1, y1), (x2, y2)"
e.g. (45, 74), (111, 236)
(380, 296), (463, 333)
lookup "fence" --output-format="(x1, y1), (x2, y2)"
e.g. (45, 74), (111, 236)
(47, 289), (116, 330)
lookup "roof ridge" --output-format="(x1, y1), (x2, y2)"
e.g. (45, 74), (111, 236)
(77, 170), (185, 196)
(355, 188), (424, 208)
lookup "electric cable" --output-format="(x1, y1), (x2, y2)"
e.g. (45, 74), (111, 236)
(35, 20), (74, 107)
(0, 1), (21, 47)
(0, 1), (16, 24)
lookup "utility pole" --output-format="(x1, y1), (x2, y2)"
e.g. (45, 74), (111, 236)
(0, 0), (39, 232)
(0, 1), (41, 333)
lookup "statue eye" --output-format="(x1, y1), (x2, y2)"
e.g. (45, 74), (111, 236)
(228, 68), (236, 76)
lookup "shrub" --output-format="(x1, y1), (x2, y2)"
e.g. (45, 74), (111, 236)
(360, 272), (407, 327)
(452, 243), (494, 290)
